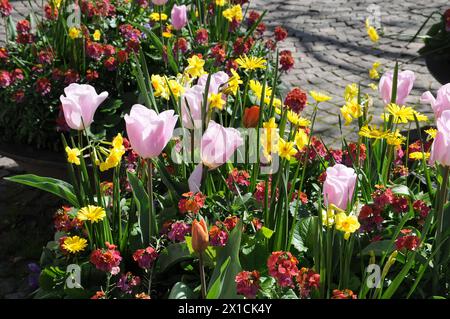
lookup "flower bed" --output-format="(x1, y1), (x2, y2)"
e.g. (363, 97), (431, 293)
(2, 0), (450, 300)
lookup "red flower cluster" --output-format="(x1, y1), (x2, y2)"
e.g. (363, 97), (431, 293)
(254, 179), (279, 203)
(209, 225), (229, 247)
(343, 143), (367, 166)
(0, 0), (12, 17)
(195, 28), (209, 45)
(331, 289), (357, 299)
(413, 200), (430, 225)
(358, 204), (384, 233)
(267, 251), (299, 287)
(211, 44), (226, 65)
(226, 168), (250, 192)
(280, 50), (294, 72)
(0, 70), (11, 88)
(296, 267), (320, 298)
(235, 270), (260, 299)
(395, 229), (420, 251)
(0, 47), (8, 62)
(35, 77), (51, 96)
(81, 0), (116, 18)
(233, 36), (254, 56)
(16, 19), (33, 44)
(274, 26), (288, 42)
(133, 246), (158, 269)
(90, 242), (122, 275)
(117, 272), (141, 294)
(284, 87), (307, 113)
(44, 3), (58, 20)
(178, 192), (206, 214)
(168, 221), (191, 242)
(54, 207), (84, 232)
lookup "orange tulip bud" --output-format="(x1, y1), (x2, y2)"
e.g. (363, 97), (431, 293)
(192, 218), (209, 253)
(243, 106), (260, 128)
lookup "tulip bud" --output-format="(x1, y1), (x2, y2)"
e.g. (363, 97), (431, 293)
(192, 218), (209, 253)
(243, 106), (260, 128)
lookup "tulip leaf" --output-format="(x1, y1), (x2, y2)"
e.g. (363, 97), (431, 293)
(156, 243), (193, 273)
(360, 240), (394, 256)
(169, 282), (197, 299)
(5, 174), (79, 207)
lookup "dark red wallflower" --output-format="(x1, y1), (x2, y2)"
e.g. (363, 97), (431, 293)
(12, 90), (25, 103)
(343, 143), (367, 166)
(256, 23), (266, 34)
(11, 68), (24, 82)
(64, 69), (80, 84)
(233, 36), (254, 56)
(211, 44), (226, 65)
(117, 272), (141, 294)
(235, 270), (260, 299)
(246, 10), (260, 28)
(226, 168), (250, 192)
(86, 41), (103, 60)
(280, 50), (294, 71)
(358, 204), (383, 233)
(16, 33), (34, 44)
(35, 77), (51, 96)
(267, 251), (299, 287)
(174, 37), (188, 54)
(209, 225), (229, 247)
(117, 50), (129, 64)
(52, 68), (64, 81)
(133, 246), (158, 269)
(413, 200), (430, 224)
(252, 218), (263, 231)
(225, 59), (238, 72)
(16, 19), (30, 34)
(223, 216), (239, 232)
(392, 196), (408, 214)
(168, 221), (191, 242)
(265, 39), (276, 51)
(195, 28), (209, 45)
(0, 0), (12, 17)
(395, 233), (420, 251)
(0, 47), (9, 62)
(296, 267), (320, 298)
(86, 69), (99, 81)
(103, 44), (116, 57)
(44, 3), (58, 20)
(372, 187), (394, 208)
(274, 26), (288, 42)
(104, 57), (118, 71)
(90, 242), (122, 275)
(284, 87), (307, 113)
(54, 207), (84, 232)
(37, 49), (54, 65)
(178, 192), (206, 214)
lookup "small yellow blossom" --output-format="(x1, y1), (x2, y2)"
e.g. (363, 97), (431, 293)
(425, 128), (437, 139)
(185, 55), (205, 78)
(215, 0), (227, 6)
(162, 25), (173, 38)
(236, 55), (267, 71)
(77, 205), (106, 223)
(93, 29), (101, 41)
(167, 79), (185, 98)
(209, 93), (226, 110)
(341, 99), (362, 125)
(382, 103), (415, 124)
(295, 129), (309, 149)
(65, 146), (81, 165)
(365, 18), (379, 43)
(278, 138), (297, 161)
(335, 213), (360, 240)
(344, 83), (358, 101)
(385, 130), (406, 146)
(62, 236), (88, 254)
(368, 83), (378, 90)
(223, 4), (243, 22)
(310, 90), (332, 103)
(359, 125), (387, 140)
(225, 69), (243, 96)
(409, 152), (430, 160)
(151, 74), (169, 99)
(150, 12), (168, 21)
(68, 27), (81, 40)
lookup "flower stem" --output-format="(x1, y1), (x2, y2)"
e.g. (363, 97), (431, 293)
(147, 159), (154, 241)
(199, 252), (207, 299)
(147, 265), (154, 296)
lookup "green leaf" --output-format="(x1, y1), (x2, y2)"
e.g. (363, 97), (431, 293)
(281, 289), (299, 299)
(260, 226), (274, 239)
(361, 240), (394, 256)
(126, 171), (155, 245)
(206, 220), (244, 299)
(291, 216), (317, 253)
(390, 185), (413, 198)
(168, 282), (196, 299)
(5, 174), (79, 207)
(206, 257), (231, 299)
(157, 243), (193, 273)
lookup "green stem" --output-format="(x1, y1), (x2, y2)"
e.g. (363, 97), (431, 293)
(147, 159), (154, 241)
(199, 252), (207, 299)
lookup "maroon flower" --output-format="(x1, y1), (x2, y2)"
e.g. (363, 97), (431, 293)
(284, 87), (307, 113)
(85, 69), (99, 81)
(395, 232), (420, 251)
(12, 90), (25, 103)
(44, 3), (58, 20)
(267, 251), (299, 288)
(0, 0), (12, 17)
(0, 47), (8, 62)
(35, 77), (51, 96)
(133, 246), (158, 269)
(168, 221), (191, 242)
(235, 270), (260, 299)
(296, 267), (320, 298)
(64, 69), (80, 84)
(195, 28), (208, 45)
(274, 26), (288, 42)
(90, 242), (122, 274)
(0, 70), (11, 88)
(279, 50), (294, 71)
(16, 19), (31, 34)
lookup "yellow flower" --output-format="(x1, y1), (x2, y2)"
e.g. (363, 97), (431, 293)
(409, 152), (430, 160)
(167, 79), (185, 98)
(263, 117), (278, 130)
(62, 236), (88, 254)
(412, 111), (428, 122)
(383, 103), (415, 124)
(209, 93), (226, 110)
(261, 118), (279, 161)
(77, 205), (106, 223)
(236, 55), (267, 71)
(344, 83), (358, 101)
(365, 18), (379, 43)
(162, 25), (173, 38)
(340, 99), (362, 125)
(278, 138), (297, 161)
(68, 27), (81, 40)
(274, 107), (281, 115)
(272, 98), (282, 108)
(369, 61), (381, 79)
(368, 83), (378, 90)
(310, 90), (332, 103)
(425, 128), (437, 139)
(150, 12), (168, 21)
(223, 4), (243, 22)
(185, 55), (205, 78)
(225, 69), (243, 96)
(93, 29), (101, 41)
(65, 146), (81, 166)
(215, 0), (227, 6)
(359, 125), (386, 139)
(52, 0), (62, 8)
(297, 116), (311, 127)
(287, 110), (300, 126)
(335, 213), (360, 240)
(295, 129), (309, 149)
(151, 74), (169, 99)
(385, 130), (406, 146)
(322, 204), (344, 228)
(112, 133), (123, 149)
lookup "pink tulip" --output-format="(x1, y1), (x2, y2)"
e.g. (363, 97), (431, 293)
(198, 71), (229, 94)
(188, 121), (243, 191)
(323, 164), (357, 210)
(60, 83), (108, 130)
(379, 70), (415, 105)
(151, 0), (167, 5)
(181, 85), (203, 129)
(430, 110), (450, 167)
(125, 104), (178, 159)
(421, 83), (450, 119)
(171, 5), (188, 30)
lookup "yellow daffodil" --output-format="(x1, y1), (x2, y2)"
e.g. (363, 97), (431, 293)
(295, 129), (309, 149)
(68, 27), (81, 39)
(99, 134), (126, 172)
(261, 118), (279, 161)
(162, 25), (173, 38)
(65, 146), (81, 165)
(278, 138), (297, 160)
(236, 55), (267, 71)
(368, 83), (378, 90)
(62, 236), (88, 254)
(409, 152), (430, 160)
(215, 0), (227, 6)
(369, 61), (381, 79)
(344, 83), (358, 101)
(77, 205), (106, 223)
(93, 29), (101, 41)
(341, 99), (362, 125)
(310, 90), (332, 103)
(167, 79), (185, 98)
(365, 18), (379, 43)
(151, 74), (169, 99)
(225, 69), (243, 96)
(150, 12), (168, 21)
(223, 4), (243, 22)
(359, 125), (387, 139)
(425, 128), (437, 139)
(185, 55), (205, 78)
(209, 93), (226, 110)
(322, 204), (344, 228)
(335, 212), (360, 240)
